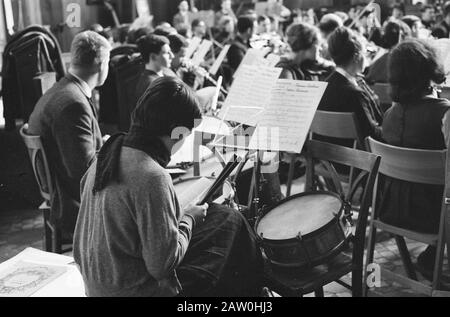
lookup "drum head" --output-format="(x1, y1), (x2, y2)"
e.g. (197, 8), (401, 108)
(257, 194), (342, 241)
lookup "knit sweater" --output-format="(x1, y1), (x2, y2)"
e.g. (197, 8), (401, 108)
(73, 146), (193, 297)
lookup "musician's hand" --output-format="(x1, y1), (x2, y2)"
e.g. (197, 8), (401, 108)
(185, 203), (209, 225)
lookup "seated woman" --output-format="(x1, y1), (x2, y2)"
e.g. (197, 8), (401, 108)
(318, 26), (383, 142)
(379, 40), (450, 273)
(366, 20), (411, 84)
(73, 77), (263, 297)
(277, 23), (334, 81)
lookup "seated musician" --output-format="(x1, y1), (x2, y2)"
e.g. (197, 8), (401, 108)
(318, 27), (383, 142)
(379, 40), (450, 275)
(277, 23), (334, 82)
(28, 31), (111, 239)
(192, 19), (207, 41)
(227, 15), (255, 75)
(173, 1), (192, 31)
(215, 0), (238, 29)
(402, 15), (425, 39)
(73, 76), (263, 297)
(134, 34), (174, 104)
(366, 20), (411, 84)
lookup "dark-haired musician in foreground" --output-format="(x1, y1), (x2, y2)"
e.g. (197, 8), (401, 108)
(74, 77), (263, 297)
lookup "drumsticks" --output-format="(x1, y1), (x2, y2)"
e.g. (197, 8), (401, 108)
(198, 154), (241, 205)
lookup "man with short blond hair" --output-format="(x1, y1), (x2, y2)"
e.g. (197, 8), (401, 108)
(28, 31), (112, 238)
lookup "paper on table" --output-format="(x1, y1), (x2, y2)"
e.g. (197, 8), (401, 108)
(209, 45), (231, 76)
(185, 37), (202, 60)
(0, 261), (67, 297)
(249, 80), (328, 153)
(177, 177), (215, 210)
(221, 65), (282, 126)
(191, 40), (213, 66)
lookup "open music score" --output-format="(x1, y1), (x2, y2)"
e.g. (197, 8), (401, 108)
(221, 65), (282, 126)
(249, 80), (328, 153)
(185, 37), (202, 60)
(209, 44), (231, 76)
(191, 40), (213, 67)
(430, 39), (450, 86)
(233, 48), (277, 78)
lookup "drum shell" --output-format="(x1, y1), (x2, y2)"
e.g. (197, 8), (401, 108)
(255, 192), (349, 268)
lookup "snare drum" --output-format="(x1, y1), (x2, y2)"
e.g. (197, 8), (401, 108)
(174, 177), (235, 206)
(255, 192), (351, 268)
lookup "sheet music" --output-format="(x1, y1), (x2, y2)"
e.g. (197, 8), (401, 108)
(233, 48), (268, 78)
(185, 37), (202, 60)
(249, 80), (328, 153)
(221, 65), (282, 126)
(177, 177), (215, 210)
(430, 39), (450, 85)
(191, 40), (213, 66)
(209, 45), (231, 76)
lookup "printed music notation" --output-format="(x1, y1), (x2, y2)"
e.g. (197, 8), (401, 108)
(221, 65), (282, 126)
(249, 80), (328, 153)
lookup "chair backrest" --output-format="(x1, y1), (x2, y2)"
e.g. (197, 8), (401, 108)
(33, 72), (56, 99)
(367, 137), (446, 186)
(371, 83), (392, 112)
(311, 111), (364, 149)
(20, 125), (54, 203)
(305, 140), (381, 266)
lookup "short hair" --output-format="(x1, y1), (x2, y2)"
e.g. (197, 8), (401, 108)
(191, 19), (204, 29)
(127, 27), (153, 44)
(131, 76), (202, 137)
(383, 20), (411, 49)
(137, 34), (170, 63)
(154, 25), (177, 37)
(389, 39), (446, 104)
(328, 27), (363, 66)
(319, 16), (342, 37)
(392, 3), (405, 14)
(237, 15), (255, 34)
(168, 33), (188, 54)
(286, 23), (320, 53)
(70, 31), (111, 70)
(421, 5), (434, 13)
(402, 15), (421, 29)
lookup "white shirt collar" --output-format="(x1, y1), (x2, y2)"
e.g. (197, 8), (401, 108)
(336, 67), (358, 87)
(68, 70), (92, 98)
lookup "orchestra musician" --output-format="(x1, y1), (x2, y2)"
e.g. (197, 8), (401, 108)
(74, 76), (264, 297)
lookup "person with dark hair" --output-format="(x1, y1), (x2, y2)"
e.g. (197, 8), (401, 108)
(134, 34), (174, 105)
(432, 1), (450, 38)
(73, 76), (263, 297)
(402, 15), (424, 38)
(257, 15), (271, 35)
(380, 39), (450, 275)
(277, 23), (334, 81)
(421, 4), (436, 30)
(215, 0), (237, 28)
(127, 26), (153, 44)
(191, 19), (207, 40)
(366, 20), (411, 84)
(390, 3), (405, 20)
(319, 27), (383, 141)
(227, 15), (256, 73)
(166, 33), (197, 88)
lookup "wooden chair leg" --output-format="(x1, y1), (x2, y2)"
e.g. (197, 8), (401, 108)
(432, 210), (447, 291)
(394, 235), (418, 281)
(53, 227), (63, 254)
(363, 225), (377, 297)
(43, 211), (52, 252)
(352, 268), (363, 297)
(314, 288), (324, 297)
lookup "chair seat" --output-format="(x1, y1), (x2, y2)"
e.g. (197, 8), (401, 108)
(373, 220), (439, 246)
(263, 252), (354, 297)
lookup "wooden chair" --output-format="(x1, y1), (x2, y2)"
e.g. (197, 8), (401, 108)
(285, 111), (364, 197)
(263, 140), (381, 297)
(371, 83), (392, 112)
(365, 137), (449, 296)
(33, 72), (56, 100)
(20, 124), (66, 254)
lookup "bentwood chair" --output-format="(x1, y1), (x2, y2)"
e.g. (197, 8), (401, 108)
(20, 124), (66, 254)
(285, 111), (364, 197)
(263, 140), (381, 297)
(365, 137), (450, 297)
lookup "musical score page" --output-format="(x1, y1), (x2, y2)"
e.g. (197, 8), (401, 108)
(221, 65), (282, 126)
(233, 48), (273, 78)
(185, 37), (202, 60)
(209, 44), (231, 76)
(191, 40), (213, 66)
(249, 80), (328, 153)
